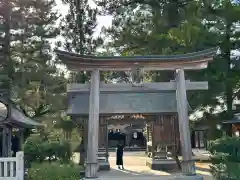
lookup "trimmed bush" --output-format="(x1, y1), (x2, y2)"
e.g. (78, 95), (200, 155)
(208, 136), (240, 180)
(24, 133), (72, 163)
(57, 140), (72, 163)
(27, 162), (81, 180)
(23, 134), (45, 162)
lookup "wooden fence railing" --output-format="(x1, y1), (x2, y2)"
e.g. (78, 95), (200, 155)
(0, 151), (24, 180)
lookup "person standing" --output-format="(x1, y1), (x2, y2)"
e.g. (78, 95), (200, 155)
(116, 143), (124, 169)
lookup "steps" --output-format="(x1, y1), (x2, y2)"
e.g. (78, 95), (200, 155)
(98, 151), (110, 171)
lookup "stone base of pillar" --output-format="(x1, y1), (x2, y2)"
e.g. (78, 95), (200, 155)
(98, 161), (110, 171)
(181, 160), (196, 176)
(85, 162), (99, 179)
(146, 159), (178, 172)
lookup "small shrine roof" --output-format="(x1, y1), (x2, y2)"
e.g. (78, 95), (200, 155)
(55, 47), (217, 70)
(0, 99), (43, 128)
(222, 113), (240, 124)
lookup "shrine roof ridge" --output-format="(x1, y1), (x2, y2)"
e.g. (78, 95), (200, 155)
(55, 47), (217, 62)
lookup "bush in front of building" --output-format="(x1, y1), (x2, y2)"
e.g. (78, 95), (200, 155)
(208, 136), (240, 180)
(27, 162), (81, 180)
(23, 133), (72, 163)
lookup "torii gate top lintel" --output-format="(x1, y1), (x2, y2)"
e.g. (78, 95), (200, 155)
(56, 47), (217, 71)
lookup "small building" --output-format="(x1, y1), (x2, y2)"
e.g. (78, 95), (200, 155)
(222, 113), (240, 137)
(191, 123), (208, 149)
(0, 98), (43, 157)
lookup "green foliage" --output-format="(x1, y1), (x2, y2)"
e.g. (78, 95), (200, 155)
(202, 0), (240, 121)
(59, 0), (103, 83)
(23, 134), (46, 162)
(96, 0), (240, 132)
(57, 140), (72, 163)
(27, 162), (81, 180)
(0, 0), (67, 123)
(24, 133), (72, 163)
(208, 136), (240, 180)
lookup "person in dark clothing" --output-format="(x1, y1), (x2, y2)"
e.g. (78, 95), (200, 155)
(116, 143), (124, 169)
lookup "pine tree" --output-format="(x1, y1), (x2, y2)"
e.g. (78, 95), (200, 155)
(59, 0), (103, 165)
(1, 0), (67, 119)
(201, 0), (240, 134)
(0, 0), (17, 98)
(12, 0), (66, 119)
(98, 0), (218, 83)
(60, 0), (102, 83)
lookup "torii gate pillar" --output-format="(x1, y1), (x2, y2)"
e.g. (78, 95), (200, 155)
(85, 69), (100, 178)
(176, 69), (195, 175)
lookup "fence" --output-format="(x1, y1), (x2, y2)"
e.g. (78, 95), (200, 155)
(0, 151), (24, 180)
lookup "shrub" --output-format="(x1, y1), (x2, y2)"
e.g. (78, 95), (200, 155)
(23, 134), (45, 162)
(27, 162), (81, 180)
(24, 133), (72, 163)
(57, 140), (72, 163)
(208, 136), (240, 180)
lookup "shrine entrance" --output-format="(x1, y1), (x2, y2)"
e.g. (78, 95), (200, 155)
(106, 115), (146, 149)
(56, 47), (216, 179)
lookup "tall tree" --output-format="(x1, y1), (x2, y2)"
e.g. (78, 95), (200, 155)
(60, 0), (103, 165)
(0, 0), (18, 98)
(60, 0), (102, 83)
(98, 0), (218, 83)
(201, 0), (240, 134)
(1, 0), (67, 120)
(11, 0), (66, 120)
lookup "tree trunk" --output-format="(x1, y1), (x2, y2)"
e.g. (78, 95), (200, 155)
(79, 138), (85, 165)
(224, 22), (233, 136)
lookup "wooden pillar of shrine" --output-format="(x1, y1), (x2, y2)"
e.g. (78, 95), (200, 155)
(151, 120), (155, 159)
(99, 117), (109, 163)
(7, 127), (12, 156)
(79, 119), (86, 166)
(2, 125), (12, 157)
(99, 117), (106, 149)
(145, 124), (150, 154)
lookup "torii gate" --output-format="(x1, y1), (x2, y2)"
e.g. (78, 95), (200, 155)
(56, 48), (217, 179)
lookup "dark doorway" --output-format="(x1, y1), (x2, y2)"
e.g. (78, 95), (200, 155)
(108, 131), (126, 148)
(191, 130), (206, 149)
(130, 131), (146, 147)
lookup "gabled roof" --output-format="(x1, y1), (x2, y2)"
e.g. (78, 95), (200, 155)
(55, 47), (217, 70)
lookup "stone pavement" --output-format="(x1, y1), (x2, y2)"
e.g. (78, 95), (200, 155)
(74, 151), (213, 180)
